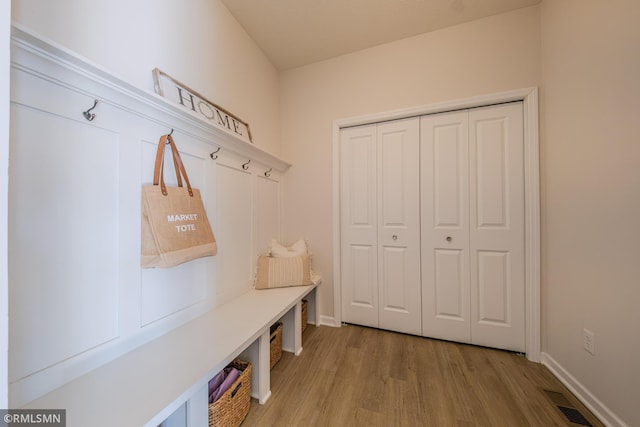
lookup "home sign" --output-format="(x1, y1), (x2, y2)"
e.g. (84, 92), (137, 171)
(152, 68), (252, 143)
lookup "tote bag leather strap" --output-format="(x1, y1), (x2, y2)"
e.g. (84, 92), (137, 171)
(152, 134), (194, 197)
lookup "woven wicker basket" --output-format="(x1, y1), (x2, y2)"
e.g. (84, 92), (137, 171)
(208, 360), (252, 427)
(270, 322), (282, 369)
(301, 299), (308, 332)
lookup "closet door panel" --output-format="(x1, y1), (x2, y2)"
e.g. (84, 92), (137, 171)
(433, 124), (467, 228)
(420, 112), (470, 342)
(477, 251), (510, 323)
(469, 103), (525, 352)
(434, 250), (466, 317)
(340, 125), (378, 327)
(474, 117), (509, 228)
(343, 245), (378, 327)
(377, 118), (421, 335)
(341, 126), (377, 242)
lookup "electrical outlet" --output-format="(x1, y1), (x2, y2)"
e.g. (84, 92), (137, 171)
(583, 329), (595, 355)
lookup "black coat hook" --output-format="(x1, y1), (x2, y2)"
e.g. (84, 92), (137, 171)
(242, 160), (251, 170)
(82, 100), (98, 121)
(210, 147), (221, 160)
(264, 168), (272, 177)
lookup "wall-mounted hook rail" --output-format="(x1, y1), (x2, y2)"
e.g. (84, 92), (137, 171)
(210, 147), (221, 160)
(242, 160), (251, 170)
(264, 168), (272, 177)
(82, 99), (98, 121)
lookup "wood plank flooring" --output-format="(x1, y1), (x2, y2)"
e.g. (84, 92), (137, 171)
(243, 324), (603, 427)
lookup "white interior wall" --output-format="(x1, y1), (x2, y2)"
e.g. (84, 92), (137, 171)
(11, 0), (282, 156)
(7, 0), (640, 425)
(1, 0), (10, 408)
(280, 3), (639, 424)
(279, 6), (541, 322)
(9, 0), (285, 409)
(540, 1), (640, 426)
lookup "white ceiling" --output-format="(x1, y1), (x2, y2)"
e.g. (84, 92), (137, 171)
(221, 0), (541, 70)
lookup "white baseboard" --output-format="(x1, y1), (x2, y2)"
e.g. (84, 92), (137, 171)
(541, 352), (628, 427)
(318, 315), (338, 327)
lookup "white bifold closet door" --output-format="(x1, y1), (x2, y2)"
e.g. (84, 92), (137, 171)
(340, 118), (421, 335)
(421, 102), (525, 352)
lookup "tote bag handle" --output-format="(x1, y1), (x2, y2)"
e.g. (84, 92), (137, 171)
(152, 134), (194, 197)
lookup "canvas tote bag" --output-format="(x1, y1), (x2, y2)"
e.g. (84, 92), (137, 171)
(141, 134), (217, 268)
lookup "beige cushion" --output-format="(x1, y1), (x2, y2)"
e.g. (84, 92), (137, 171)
(255, 255), (312, 289)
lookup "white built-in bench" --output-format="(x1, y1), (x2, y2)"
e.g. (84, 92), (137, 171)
(23, 282), (319, 427)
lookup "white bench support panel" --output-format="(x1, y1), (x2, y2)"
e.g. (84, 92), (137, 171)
(281, 301), (300, 355)
(307, 290), (318, 328)
(23, 284), (318, 427)
(239, 329), (271, 404)
(257, 331), (272, 404)
(186, 384), (209, 427)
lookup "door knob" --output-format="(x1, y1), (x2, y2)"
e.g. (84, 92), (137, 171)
(446, 236), (452, 242)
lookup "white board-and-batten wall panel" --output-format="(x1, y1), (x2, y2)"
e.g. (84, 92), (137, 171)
(8, 26), (290, 407)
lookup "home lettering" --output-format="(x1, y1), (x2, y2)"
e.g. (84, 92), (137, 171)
(176, 86), (243, 136)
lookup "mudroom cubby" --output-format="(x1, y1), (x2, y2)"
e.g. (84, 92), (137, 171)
(9, 25), (318, 426)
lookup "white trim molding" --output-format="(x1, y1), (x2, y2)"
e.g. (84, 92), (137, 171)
(318, 315), (339, 328)
(10, 25), (291, 173)
(332, 87), (541, 362)
(542, 352), (628, 427)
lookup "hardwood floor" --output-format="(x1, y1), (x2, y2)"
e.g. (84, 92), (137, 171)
(243, 324), (603, 427)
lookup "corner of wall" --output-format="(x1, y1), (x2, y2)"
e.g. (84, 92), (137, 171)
(1, 0), (11, 409)
(541, 353), (629, 427)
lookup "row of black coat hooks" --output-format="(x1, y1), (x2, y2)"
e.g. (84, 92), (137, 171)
(83, 100), (274, 177)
